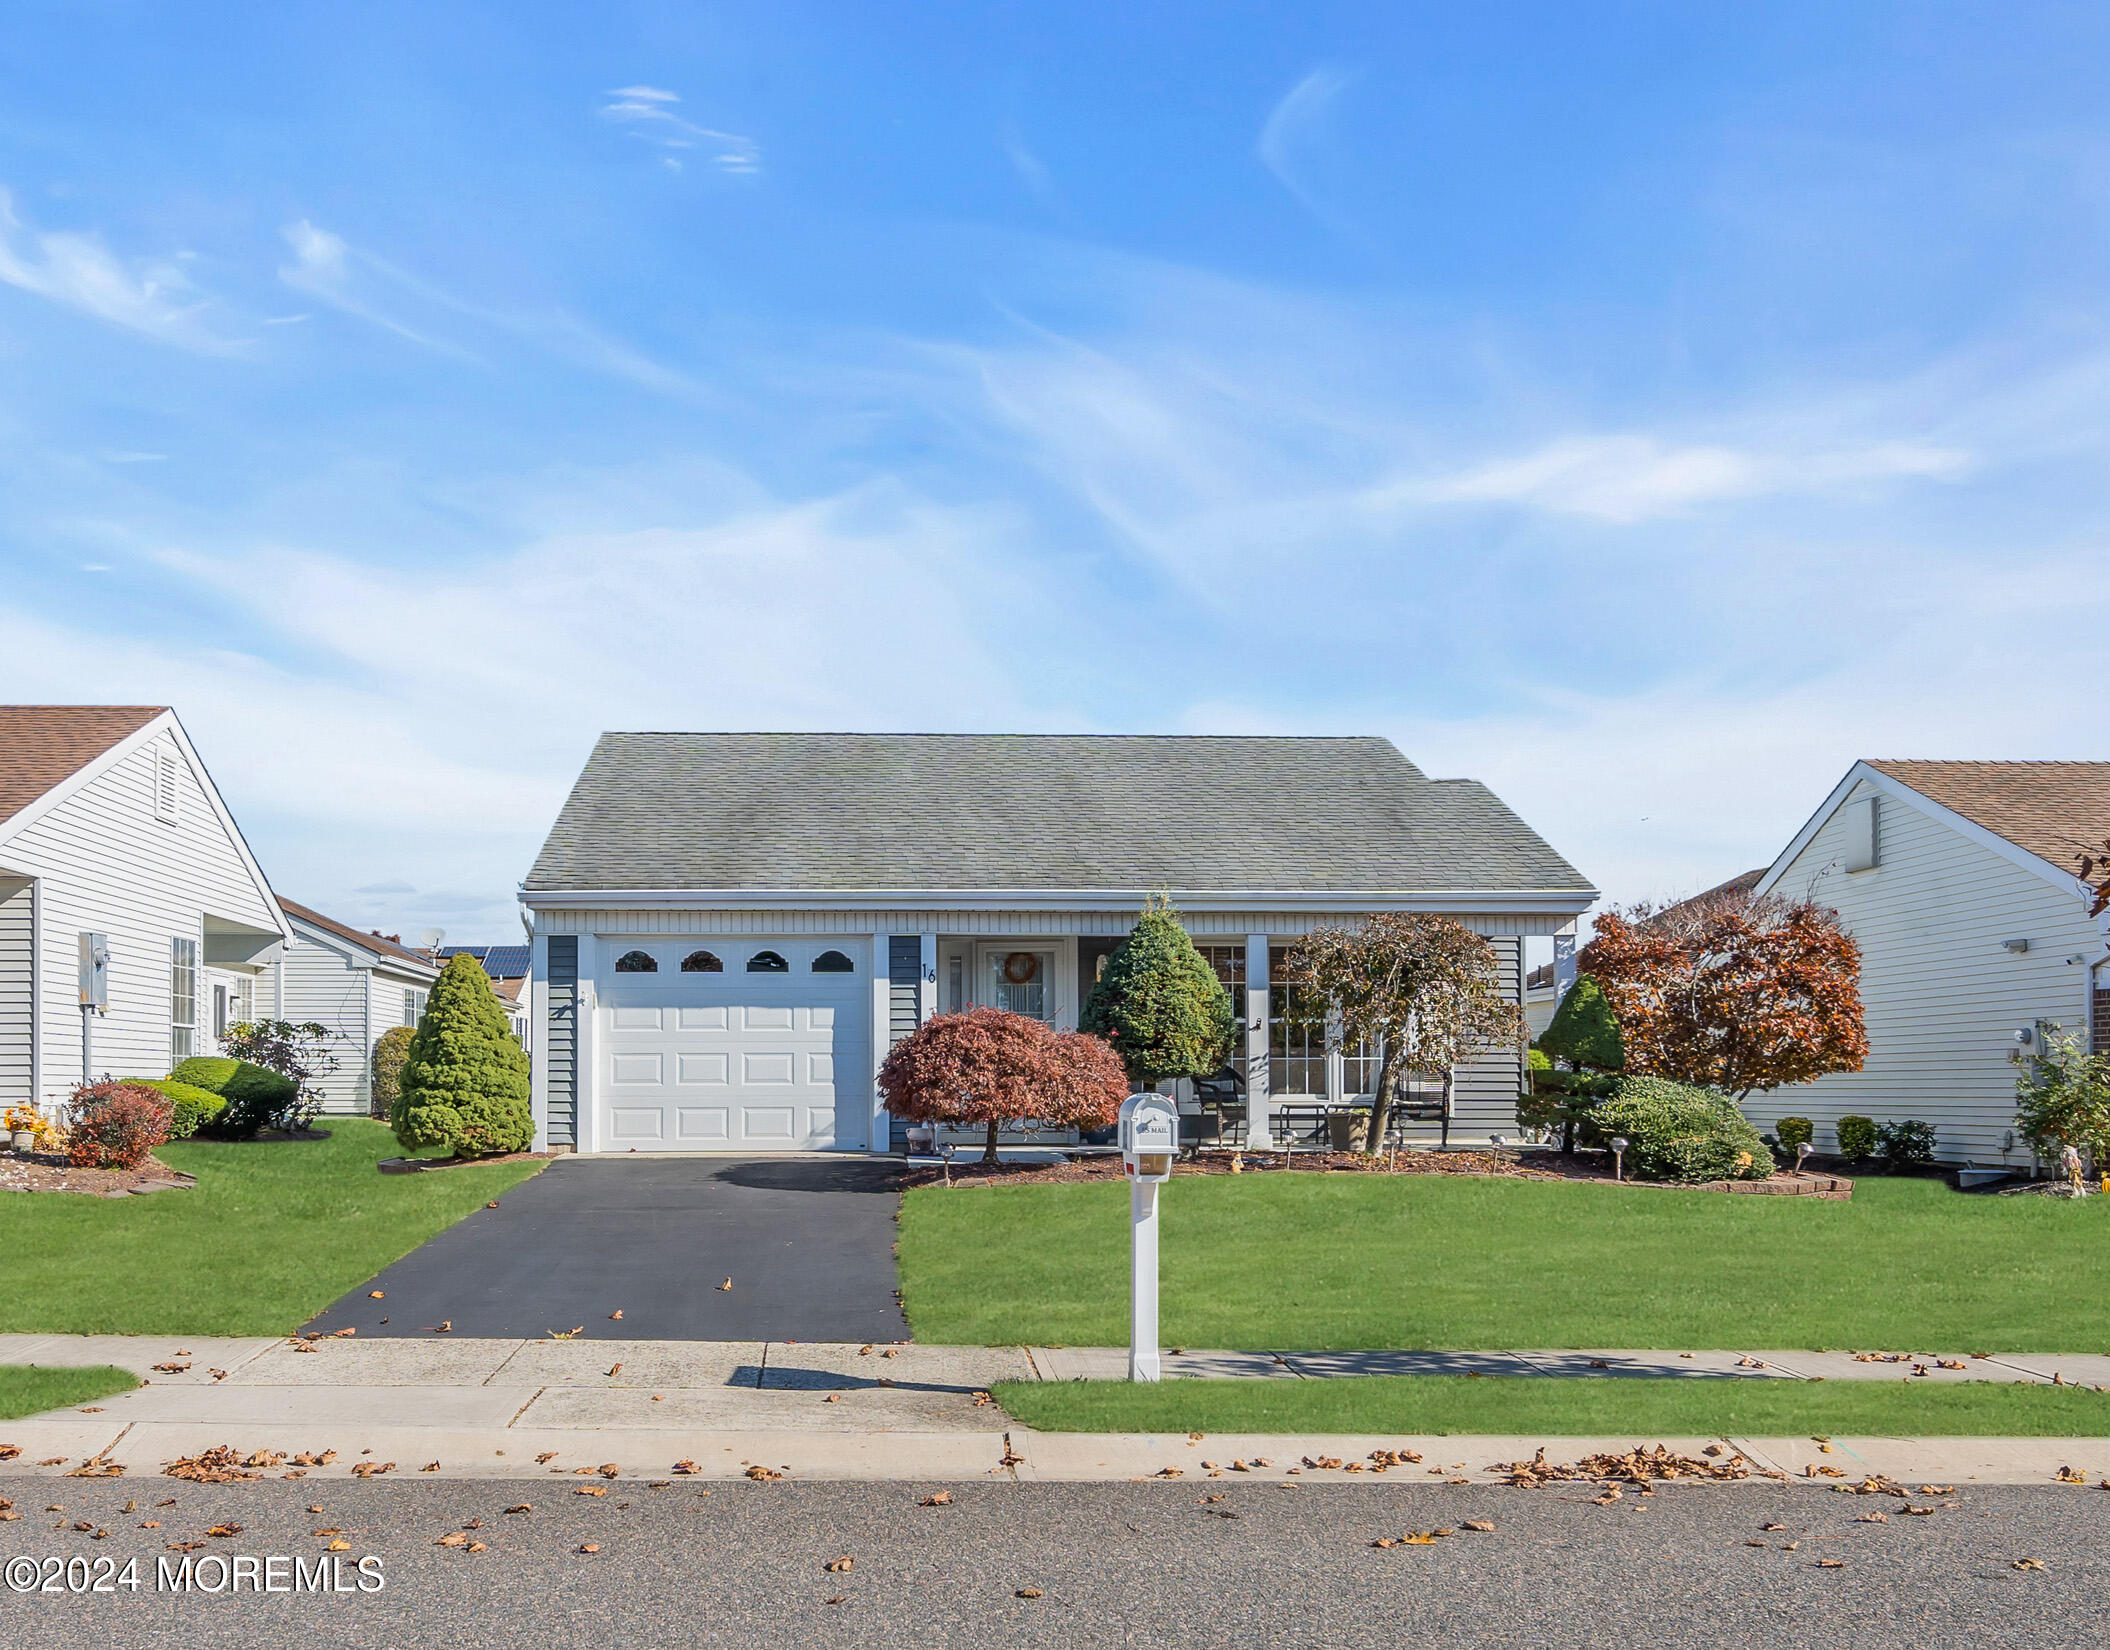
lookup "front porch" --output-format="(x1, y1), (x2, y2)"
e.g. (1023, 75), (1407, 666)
(907, 931), (1509, 1156)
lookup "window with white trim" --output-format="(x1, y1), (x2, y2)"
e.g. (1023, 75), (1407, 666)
(153, 747), (181, 824)
(170, 937), (198, 1064)
(403, 988), (427, 1027)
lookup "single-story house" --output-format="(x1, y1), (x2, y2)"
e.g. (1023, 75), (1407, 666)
(0, 705), (290, 1110)
(270, 900), (441, 1115)
(520, 733), (1596, 1156)
(1748, 760), (2110, 1167)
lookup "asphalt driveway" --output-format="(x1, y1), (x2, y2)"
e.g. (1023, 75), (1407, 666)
(303, 1156), (910, 1342)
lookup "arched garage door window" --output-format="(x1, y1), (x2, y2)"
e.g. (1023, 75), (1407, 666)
(812, 950), (854, 973)
(681, 950), (723, 973)
(614, 950), (657, 973)
(747, 949), (789, 973)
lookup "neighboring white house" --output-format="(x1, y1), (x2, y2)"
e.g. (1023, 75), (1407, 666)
(1750, 760), (2110, 1168)
(0, 706), (290, 1111)
(268, 900), (440, 1116)
(521, 733), (1596, 1157)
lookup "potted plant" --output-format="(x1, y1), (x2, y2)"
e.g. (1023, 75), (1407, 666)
(5, 1104), (39, 1153)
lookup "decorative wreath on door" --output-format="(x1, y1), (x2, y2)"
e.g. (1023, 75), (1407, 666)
(1002, 951), (1040, 984)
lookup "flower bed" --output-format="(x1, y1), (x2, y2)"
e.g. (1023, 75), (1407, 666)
(0, 1146), (195, 1197)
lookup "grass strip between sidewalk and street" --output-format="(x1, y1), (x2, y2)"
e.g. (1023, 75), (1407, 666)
(0, 1364), (140, 1421)
(0, 1118), (542, 1337)
(901, 1172), (2110, 1349)
(995, 1374), (2110, 1436)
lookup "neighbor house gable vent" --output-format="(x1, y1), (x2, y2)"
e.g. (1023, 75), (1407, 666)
(1842, 795), (1878, 872)
(153, 745), (181, 824)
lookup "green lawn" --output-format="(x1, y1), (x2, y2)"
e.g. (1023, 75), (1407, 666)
(900, 1172), (2110, 1350)
(0, 1119), (542, 1336)
(997, 1374), (2110, 1436)
(0, 1364), (140, 1420)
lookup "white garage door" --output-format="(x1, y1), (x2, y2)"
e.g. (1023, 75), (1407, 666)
(594, 941), (868, 1152)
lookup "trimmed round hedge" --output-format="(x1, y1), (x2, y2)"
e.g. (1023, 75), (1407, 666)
(1593, 1076), (1776, 1183)
(119, 1076), (228, 1139)
(169, 1055), (298, 1139)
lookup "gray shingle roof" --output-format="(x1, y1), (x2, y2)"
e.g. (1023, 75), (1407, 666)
(525, 734), (1591, 898)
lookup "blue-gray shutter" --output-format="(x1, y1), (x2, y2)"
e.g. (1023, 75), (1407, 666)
(886, 936), (921, 1152)
(544, 936), (578, 1147)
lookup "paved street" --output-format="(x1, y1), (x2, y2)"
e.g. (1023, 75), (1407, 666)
(301, 1157), (910, 1342)
(2, 1478), (2105, 1647)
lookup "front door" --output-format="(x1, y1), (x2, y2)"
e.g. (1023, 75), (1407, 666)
(982, 947), (1056, 1022)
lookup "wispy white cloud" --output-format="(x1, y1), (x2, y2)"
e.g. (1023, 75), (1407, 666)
(1001, 121), (1057, 210)
(0, 187), (244, 352)
(276, 218), (706, 398)
(598, 86), (759, 175)
(1256, 67), (1358, 235)
(1393, 434), (1973, 522)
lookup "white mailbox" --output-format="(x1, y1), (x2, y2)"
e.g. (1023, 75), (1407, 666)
(1119, 1091), (1180, 1183)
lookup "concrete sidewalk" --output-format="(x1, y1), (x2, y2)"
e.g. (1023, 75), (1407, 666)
(3, 1334), (2108, 1486)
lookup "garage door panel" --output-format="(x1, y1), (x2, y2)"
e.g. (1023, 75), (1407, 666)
(810, 1005), (837, 1029)
(809, 1052), (835, 1084)
(677, 1052), (729, 1084)
(610, 1052), (663, 1084)
(743, 1106), (796, 1141)
(612, 1006), (663, 1031)
(743, 1005), (794, 1031)
(676, 1106), (729, 1141)
(743, 1052), (795, 1084)
(678, 1005), (729, 1030)
(608, 1106), (666, 1141)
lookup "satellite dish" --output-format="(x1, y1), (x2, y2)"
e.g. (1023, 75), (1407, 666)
(419, 928), (446, 950)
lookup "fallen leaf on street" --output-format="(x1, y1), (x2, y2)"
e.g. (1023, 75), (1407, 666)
(369, 1291), (385, 1299)
(609, 1310), (622, 1320)
(205, 1524), (241, 1538)
(165, 1448), (263, 1485)
(505, 1504), (531, 1514)
(1015, 1587), (1043, 1599)
(2013, 1557), (2046, 1571)
(425, 1322), (452, 1334)
(435, 1532), (469, 1548)
(1462, 1521), (1495, 1532)
(1815, 1559), (1844, 1569)
(535, 1453), (558, 1464)
(921, 1492), (954, 1506)
(717, 1278), (732, 1291)
(671, 1461), (699, 1475)
(326, 1538), (350, 1551)
(607, 1364), (623, 1377)
(824, 1557), (854, 1572)
(745, 1465), (785, 1482)
(576, 1544), (600, 1555)
(574, 1486), (608, 1497)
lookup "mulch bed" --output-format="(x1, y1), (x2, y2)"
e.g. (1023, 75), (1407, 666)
(892, 1148), (1851, 1197)
(377, 1149), (557, 1174)
(0, 1150), (196, 1198)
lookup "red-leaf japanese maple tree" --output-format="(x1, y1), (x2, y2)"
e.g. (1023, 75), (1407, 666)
(877, 1006), (1130, 1164)
(1578, 884), (1867, 1100)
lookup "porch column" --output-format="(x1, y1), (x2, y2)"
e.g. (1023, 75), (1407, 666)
(1325, 1008), (1345, 1106)
(1244, 934), (1272, 1149)
(869, 931), (892, 1153)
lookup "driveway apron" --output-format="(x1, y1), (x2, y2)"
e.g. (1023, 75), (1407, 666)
(302, 1156), (910, 1342)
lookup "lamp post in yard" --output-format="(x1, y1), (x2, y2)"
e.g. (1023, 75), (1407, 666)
(1119, 1092), (1179, 1382)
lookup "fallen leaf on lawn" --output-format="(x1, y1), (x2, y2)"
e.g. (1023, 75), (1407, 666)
(921, 1491), (954, 1506)
(1015, 1587), (1043, 1599)
(824, 1556), (854, 1572)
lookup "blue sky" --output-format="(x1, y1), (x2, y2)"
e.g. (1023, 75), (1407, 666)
(5, 1), (2109, 941)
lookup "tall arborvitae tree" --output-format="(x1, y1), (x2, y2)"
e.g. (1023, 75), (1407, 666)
(392, 953), (533, 1157)
(1080, 893), (1235, 1088)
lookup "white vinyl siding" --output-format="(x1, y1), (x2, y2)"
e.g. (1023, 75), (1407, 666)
(0, 879), (32, 1105)
(276, 929), (374, 1115)
(5, 727), (282, 1102)
(1748, 776), (2102, 1166)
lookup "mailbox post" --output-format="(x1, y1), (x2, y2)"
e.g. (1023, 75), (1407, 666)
(1118, 1091), (1179, 1382)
